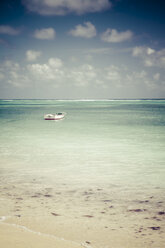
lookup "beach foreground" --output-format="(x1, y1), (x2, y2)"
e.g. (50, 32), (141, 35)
(0, 175), (165, 248)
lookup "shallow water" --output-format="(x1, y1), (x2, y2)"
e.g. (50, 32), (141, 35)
(1, 99), (165, 248)
(0, 99), (165, 188)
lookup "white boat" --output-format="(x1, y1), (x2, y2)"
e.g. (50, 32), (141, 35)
(44, 112), (66, 120)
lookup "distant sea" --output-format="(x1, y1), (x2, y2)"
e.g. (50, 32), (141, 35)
(0, 99), (165, 190)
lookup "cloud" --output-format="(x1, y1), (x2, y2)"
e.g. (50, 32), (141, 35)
(34, 28), (55, 40)
(132, 46), (165, 68)
(105, 65), (121, 84)
(147, 47), (155, 55)
(27, 57), (64, 82)
(69, 64), (98, 86)
(27, 59), (98, 87)
(0, 25), (20, 35)
(4, 60), (20, 70)
(4, 58), (97, 88)
(132, 46), (155, 57)
(48, 58), (63, 68)
(153, 73), (160, 81)
(101, 28), (133, 43)
(103, 65), (163, 91)
(22, 0), (111, 16)
(26, 50), (42, 61)
(69, 22), (96, 38)
(1, 58), (164, 97)
(1, 60), (30, 87)
(125, 70), (153, 88)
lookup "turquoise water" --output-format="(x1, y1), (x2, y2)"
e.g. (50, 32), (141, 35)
(0, 99), (165, 188)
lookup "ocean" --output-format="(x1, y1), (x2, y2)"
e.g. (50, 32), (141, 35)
(0, 99), (165, 189)
(1, 99), (165, 248)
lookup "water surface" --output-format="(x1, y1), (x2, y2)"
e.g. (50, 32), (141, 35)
(0, 99), (165, 189)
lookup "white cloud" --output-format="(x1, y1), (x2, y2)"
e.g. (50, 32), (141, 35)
(138, 70), (148, 79)
(70, 64), (97, 86)
(105, 65), (121, 81)
(144, 59), (154, 67)
(0, 57), (164, 97)
(132, 46), (155, 57)
(0, 25), (20, 35)
(27, 58), (99, 87)
(69, 22), (96, 38)
(1, 61), (30, 88)
(4, 60), (20, 70)
(132, 46), (144, 57)
(22, 0), (111, 16)
(34, 28), (55, 40)
(125, 70), (152, 88)
(153, 73), (160, 81)
(48, 58), (63, 68)
(27, 59), (98, 87)
(104, 65), (124, 88)
(27, 57), (64, 82)
(28, 63), (54, 80)
(101, 28), (133, 43)
(132, 46), (165, 68)
(103, 65), (161, 91)
(26, 50), (42, 61)
(147, 47), (155, 55)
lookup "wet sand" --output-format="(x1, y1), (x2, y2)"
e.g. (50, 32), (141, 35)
(0, 172), (165, 248)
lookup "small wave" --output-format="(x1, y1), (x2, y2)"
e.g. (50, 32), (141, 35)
(0, 216), (92, 248)
(0, 216), (11, 222)
(0, 216), (8, 222)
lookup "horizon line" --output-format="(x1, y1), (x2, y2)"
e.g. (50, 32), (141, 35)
(1, 98), (165, 101)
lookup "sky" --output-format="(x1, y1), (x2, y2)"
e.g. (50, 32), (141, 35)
(0, 0), (165, 99)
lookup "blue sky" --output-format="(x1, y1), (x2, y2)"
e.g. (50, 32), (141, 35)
(0, 0), (164, 99)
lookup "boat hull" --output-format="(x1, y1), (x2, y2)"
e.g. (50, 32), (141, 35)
(44, 113), (65, 120)
(44, 117), (64, 120)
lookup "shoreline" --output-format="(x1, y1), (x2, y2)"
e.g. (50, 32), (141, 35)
(0, 179), (165, 248)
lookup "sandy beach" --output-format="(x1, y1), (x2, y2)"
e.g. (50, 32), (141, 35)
(0, 173), (165, 248)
